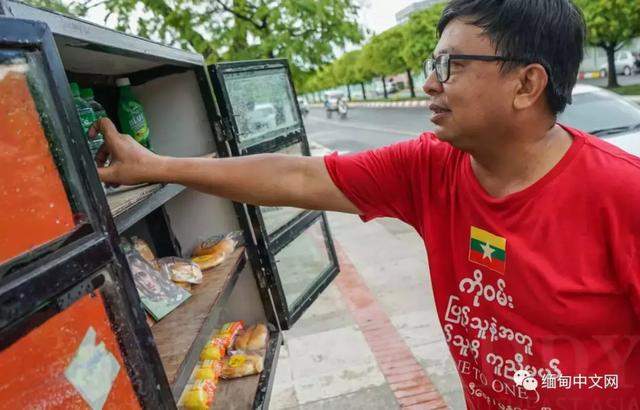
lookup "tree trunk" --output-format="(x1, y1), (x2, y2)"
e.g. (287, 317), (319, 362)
(361, 82), (367, 100)
(346, 84), (352, 101)
(382, 76), (388, 99)
(406, 68), (416, 98)
(605, 45), (619, 88)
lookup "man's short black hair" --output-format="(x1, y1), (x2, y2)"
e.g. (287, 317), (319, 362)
(437, 0), (586, 114)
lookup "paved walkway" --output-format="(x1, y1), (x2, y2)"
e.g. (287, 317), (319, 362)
(270, 211), (465, 409)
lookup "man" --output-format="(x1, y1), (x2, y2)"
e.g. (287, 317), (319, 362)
(94, 0), (640, 408)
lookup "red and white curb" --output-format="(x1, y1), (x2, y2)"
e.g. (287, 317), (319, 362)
(311, 100), (429, 109)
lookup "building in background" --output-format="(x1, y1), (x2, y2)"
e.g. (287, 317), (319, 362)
(395, 0), (445, 25)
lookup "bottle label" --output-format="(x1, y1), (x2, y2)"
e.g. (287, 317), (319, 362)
(124, 101), (149, 145)
(77, 107), (96, 135)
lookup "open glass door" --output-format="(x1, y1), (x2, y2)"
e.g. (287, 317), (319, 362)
(210, 59), (339, 329)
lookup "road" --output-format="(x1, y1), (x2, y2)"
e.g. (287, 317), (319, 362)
(303, 107), (433, 153)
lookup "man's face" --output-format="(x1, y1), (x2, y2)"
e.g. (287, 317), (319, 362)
(423, 19), (521, 150)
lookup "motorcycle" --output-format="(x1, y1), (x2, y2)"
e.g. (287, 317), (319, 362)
(324, 92), (348, 119)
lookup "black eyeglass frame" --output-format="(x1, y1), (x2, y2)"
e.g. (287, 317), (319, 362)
(423, 54), (536, 83)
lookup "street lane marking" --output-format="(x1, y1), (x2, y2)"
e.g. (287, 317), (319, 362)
(306, 115), (419, 137)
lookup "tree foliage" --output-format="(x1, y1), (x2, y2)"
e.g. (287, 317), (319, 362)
(25, 0), (364, 90)
(575, 0), (640, 87)
(400, 3), (444, 71)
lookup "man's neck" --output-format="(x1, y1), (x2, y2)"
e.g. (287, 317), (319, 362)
(469, 123), (573, 198)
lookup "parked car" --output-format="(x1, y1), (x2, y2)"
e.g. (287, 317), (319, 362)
(599, 51), (638, 77)
(247, 103), (277, 132)
(559, 84), (640, 156)
(297, 96), (309, 116)
(375, 81), (398, 96)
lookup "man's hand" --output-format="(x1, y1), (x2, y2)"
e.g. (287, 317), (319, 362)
(89, 118), (360, 215)
(90, 118), (163, 187)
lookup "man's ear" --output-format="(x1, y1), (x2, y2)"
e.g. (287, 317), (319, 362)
(513, 64), (548, 111)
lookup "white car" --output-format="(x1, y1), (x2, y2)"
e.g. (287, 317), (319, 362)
(247, 103), (277, 132)
(559, 84), (640, 156)
(297, 97), (309, 116)
(599, 51), (638, 77)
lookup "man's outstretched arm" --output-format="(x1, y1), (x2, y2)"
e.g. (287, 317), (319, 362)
(91, 118), (361, 214)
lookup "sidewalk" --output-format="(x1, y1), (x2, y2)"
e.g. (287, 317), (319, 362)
(270, 138), (465, 409)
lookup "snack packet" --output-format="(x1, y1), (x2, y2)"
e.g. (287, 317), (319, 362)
(194, 360), (223, 383)
(216, 321), (244, 350)
(182, 379), (216, 410)
(199, 338), (226, 361)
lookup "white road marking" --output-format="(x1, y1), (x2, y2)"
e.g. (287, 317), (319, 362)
(306, 115), (417, 137)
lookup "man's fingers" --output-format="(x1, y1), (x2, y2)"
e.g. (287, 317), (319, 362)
(89, 117), (118, 140)
(95, 142), (110, 167)
(97, 164), (116, 184)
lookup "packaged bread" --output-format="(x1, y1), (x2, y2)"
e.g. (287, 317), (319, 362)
(221, 353), (264, 379)
(182, 379), (216, 410)
(157, 257), (203, 284)
(194, 360), (223, 383)
(234, 324), (268, 351)
(132, 236), (155, 263)
(199, 338), (226, 361)
(216, 321), (244, 349)
(192, 232), (241, 258)
(192, 253), (226, 271)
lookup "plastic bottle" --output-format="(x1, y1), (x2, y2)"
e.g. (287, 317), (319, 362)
(116, 77), (151, 148)
(69, 82), (96, 140)
(80, 87), (106, 156)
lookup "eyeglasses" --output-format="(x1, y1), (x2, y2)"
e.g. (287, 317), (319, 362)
(423, 53), (533, 83)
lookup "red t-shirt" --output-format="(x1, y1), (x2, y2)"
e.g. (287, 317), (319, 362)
(324, 125), (640, 409)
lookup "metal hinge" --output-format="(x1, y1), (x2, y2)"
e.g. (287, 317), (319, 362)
(257, 267), (268, 290)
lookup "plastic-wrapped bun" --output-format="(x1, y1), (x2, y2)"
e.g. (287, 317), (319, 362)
(192, 231), (242, 258)
(234, 323), (268, 351)
(221, 353), (264, 379)
(157, 257), (203, 284)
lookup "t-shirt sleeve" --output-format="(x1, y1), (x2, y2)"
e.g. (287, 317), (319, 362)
(323, 133), (436, 229)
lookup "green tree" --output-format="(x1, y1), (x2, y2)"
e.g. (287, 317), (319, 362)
(362, 26), (409, 99)
(332, 50), (361, 100)
(354, 48), (376, 100)
(27, 0), (364, 75)
(401, 3), (444, 83)
(575, 0), (640, 88)
(24, 0), (88, 16)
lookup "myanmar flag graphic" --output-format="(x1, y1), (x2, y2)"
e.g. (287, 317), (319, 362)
(468, 226), (507, 274)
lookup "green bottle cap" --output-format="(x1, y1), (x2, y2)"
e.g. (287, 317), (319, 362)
(69, 82), (80, 97)
(80, 88), (94, 99)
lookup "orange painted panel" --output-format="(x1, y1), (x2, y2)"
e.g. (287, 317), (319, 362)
(0, 64), (76, 264)
(0, 291), (141, 409)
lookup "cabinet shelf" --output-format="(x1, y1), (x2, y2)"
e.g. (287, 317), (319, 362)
(150, 247), (246, 397)
(107, 183), (186, 233)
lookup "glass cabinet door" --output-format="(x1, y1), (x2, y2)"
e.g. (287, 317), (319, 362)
(210, 60), (339, 329)
(0, 18), (105, 282)
(0, 265), (170, 408)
